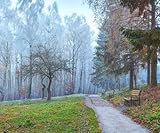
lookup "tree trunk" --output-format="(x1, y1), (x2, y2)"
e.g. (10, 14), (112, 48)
(42, 86), (45, 99)
(3, 64), (7, 89)
(28, 77), (32, 99)
(147, 48), (151, 85)
(134, 73), (137, 89)
(8, 61), (12, 100)
(71, 48), (75, 94)
(83, 65), (86, 94)
(147, 13), (151, 86)
(0, 90), (4, 101)
(117, 77), (121, 91)
(151, 49), (157, 86)
(20, 53), (23, 99)
(129, 67), (134, 90)
(78, 67), (83, 93)
(28, 44), (32, 99)
(47, 78), (52, 101)
(150, 0), (157, 87)
(71, 66), (75, 94)
(41, 76), (46, 99)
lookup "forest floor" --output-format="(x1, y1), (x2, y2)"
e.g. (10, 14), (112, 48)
(85, 95), (150, 133)
(0, 97), (101, 133)
(106, 86), (160, 133)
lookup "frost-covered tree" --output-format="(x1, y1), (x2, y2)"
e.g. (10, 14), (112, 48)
(64, 13), (93, 94)
(16, 0), (44, 98)
(0, 0), (16, 100)
(0, 1), (95, 101)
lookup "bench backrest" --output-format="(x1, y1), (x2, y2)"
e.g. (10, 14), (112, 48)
(131, 90), (141, 97)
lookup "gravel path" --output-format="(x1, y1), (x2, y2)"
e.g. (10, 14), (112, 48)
(85, 95), (150, 133)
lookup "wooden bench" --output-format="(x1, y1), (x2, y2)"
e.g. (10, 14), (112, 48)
(124, 90), (142, 106)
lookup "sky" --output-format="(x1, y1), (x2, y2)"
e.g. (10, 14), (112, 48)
(11, 0), (99, 43)
(45, 0), (99, 43)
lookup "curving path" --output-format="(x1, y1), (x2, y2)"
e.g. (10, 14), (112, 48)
(85, 95), (150, 133)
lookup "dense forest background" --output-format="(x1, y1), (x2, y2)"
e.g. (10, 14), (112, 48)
(0, 0), (96, 100)
(87, 0), (160, 93)
(0, 0), (159, 101)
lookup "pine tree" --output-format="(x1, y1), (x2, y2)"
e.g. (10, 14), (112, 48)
(120, 0), (158, 86)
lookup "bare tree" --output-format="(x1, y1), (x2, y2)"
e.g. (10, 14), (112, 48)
(0, 42), (12, 100)
(64, 14), (93, 93)
(23, 44), (69, 100)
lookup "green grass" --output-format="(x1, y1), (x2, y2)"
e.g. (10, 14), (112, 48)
(0, 97), (101, 133)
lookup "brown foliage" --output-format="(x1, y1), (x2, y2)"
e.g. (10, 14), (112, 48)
(142, 87), (160, 102)
(120, 0), (149, 15)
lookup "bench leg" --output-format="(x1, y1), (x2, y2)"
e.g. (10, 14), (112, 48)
(139, 98), (140, 106)
(124, 100), (130, 106)
(131, 99), (133, 106)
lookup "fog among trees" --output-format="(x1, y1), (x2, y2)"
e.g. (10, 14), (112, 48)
(0, 0), (159, 101)
(0, 0), (98, 100)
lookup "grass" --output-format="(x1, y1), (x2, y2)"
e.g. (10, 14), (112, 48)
(105, 86), (160, 133)
(0, 97), (101, 133)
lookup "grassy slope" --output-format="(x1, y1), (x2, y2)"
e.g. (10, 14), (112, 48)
(0, 97), (101, 133)
(105, 87), (160, 133)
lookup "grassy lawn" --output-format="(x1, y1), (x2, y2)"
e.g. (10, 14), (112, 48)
(105, 87), (160, 133)
(0, 97), (101, 133)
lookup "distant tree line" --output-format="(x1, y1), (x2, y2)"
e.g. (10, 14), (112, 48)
(0, 0), (94, 101)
